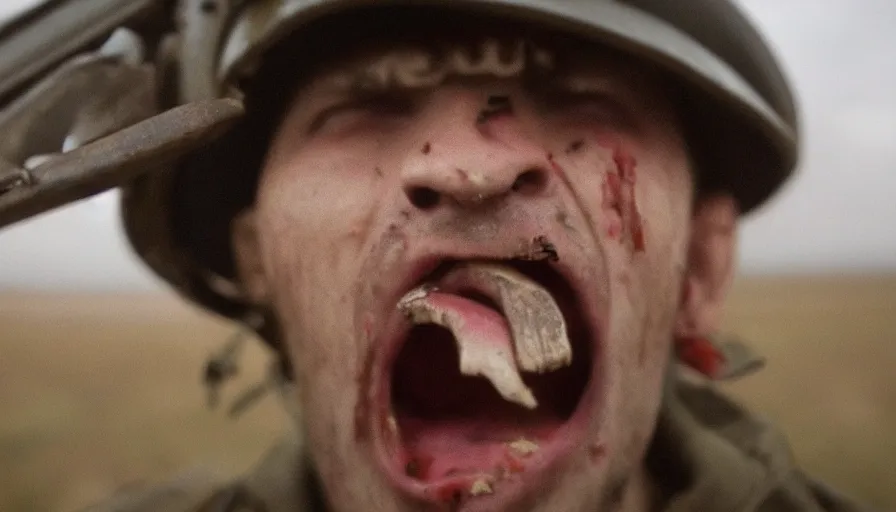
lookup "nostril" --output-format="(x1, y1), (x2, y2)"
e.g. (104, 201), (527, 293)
(407, 186), (441, 210)
(511, 168), (548, 195)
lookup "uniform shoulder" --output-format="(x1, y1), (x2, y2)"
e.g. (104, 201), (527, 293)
(672, 372), (876, 512)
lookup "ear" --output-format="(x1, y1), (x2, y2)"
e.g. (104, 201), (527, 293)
(675, 194), (739, 338)
(231, 209), (270, 305)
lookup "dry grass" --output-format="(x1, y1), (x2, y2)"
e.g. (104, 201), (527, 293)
(1, 276), (894, 511)
(720, 275), (896, 509)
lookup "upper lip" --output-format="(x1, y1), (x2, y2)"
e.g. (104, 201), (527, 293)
(363, 244), (603, 506)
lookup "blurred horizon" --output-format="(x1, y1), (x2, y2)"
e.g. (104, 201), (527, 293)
(3, 274), (895, 511)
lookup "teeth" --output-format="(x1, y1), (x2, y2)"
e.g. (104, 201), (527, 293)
(443, 264), (572, 374)
(387, 415), (398, 436)
(470, 477), (494, 496)
(459, 332), (538, 409)
(398, 288), (538, 409)
(507, 437), (539, 457)
(396, 283), (436, 307)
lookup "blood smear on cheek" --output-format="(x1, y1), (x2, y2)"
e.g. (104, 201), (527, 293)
(588, 442), (606, 464)
(601, 172), (623, 239)
(546, 152), (565, 176)
(362, 313), (374, 340)
(613, 146), (636, 180)
(631, 216), (645, 252)
(602, 172), (621, 210)
(606, 221), (622, 240)
(612, 145), (646, 253)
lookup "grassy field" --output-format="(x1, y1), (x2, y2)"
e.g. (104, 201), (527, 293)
(1, 275), (894, 511)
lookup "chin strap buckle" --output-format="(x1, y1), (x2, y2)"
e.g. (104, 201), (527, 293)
(204, 314), (289, 419)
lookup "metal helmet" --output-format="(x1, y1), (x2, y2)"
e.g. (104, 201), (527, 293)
(121, 0), (800, 331)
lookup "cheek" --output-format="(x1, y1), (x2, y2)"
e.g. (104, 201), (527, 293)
(636, 162), (692, 265)
(258, 153), (379, 237)
(559, 137), (690, 370)
(252, 153), (386, 358)
(259, 140), (400, 259)
(553, 137), (692, 259)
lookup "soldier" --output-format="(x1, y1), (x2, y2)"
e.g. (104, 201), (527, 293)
(0, 0), (873, 511)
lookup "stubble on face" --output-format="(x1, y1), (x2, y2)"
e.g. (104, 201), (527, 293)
(245, 25), (693, 512)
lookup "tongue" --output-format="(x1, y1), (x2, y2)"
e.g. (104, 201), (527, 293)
(397, 263), (572, 409)
(400, 290), (538, 408)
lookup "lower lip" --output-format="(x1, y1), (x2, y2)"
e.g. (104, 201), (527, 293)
(366, 323), (604, 507)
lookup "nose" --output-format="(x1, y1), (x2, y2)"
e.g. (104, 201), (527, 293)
(400, 90), (552, 211)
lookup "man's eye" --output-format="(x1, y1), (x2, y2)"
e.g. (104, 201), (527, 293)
(308, 94), (414, 135)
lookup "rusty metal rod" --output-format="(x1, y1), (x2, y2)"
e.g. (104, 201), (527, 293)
(0, 98), (244, 230)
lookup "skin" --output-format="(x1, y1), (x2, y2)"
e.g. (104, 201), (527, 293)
(231, 27), (739, 512)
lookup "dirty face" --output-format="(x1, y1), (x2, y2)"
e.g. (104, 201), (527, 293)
(232, 23), (736, 512)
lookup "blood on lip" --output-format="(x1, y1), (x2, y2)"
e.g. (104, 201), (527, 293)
(425, 474), (491, 505)
(588, 442), (606, 464)
(428, 484), (464, 505)
(503, 450), (527, 473)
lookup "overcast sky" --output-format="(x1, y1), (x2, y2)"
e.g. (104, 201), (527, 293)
(0, 0), (894, 291)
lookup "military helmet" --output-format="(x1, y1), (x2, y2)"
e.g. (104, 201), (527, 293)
(122, 0), (800, 330)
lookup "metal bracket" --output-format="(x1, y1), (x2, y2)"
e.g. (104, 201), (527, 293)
(0, 24), (244, 230)
(0, 98), (244, 229)
(0, 162), (34, 194)
(179, 0), (240, 102)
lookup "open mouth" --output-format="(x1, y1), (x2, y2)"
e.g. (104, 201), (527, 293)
(371, 259), (600, 505)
